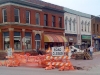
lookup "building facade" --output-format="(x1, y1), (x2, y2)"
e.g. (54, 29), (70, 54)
(91, 15), (100, 51)
(64, 7), (91, 49)
(80, 15), (91, 49)
(0, 0), (67, 52)
(64, 9), (77, 46)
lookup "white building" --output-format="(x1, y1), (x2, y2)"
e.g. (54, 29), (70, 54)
(64, 7), (91, 49)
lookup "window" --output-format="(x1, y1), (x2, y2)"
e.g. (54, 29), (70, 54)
(88, 22), (90, 32)
(59, 17), (62, 28)
(93, 24), (95, 33)
(44, 14), (48, 26)
(2, 9), (7, 22)
(35, 34), (41, 49)
(14, 32), (21, 50)
(3, 32), (10, 50)
(69, 18), (72, 30)
(14, 8), (20, 22)
(65, 16), (68, 30)
(85, 21), (87, 31)
(73, 18), (76, 31)
(26, 11), (30, 23)
(36, 13), (40, 25)
(97, 24), (99, 32)
(52, 16), (55, 27)
(81, 20), (84, 31)
(25, 32), (31, 50)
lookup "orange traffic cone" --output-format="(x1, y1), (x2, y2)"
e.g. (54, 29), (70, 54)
(59, 66), (65, 71)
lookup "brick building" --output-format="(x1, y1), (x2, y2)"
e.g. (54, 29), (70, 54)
(91, 15), (100, 51)
(0, 0), (67, 52)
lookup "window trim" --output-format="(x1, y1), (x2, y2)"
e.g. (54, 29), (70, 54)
(59, 17), (62, 28)
(52, 16), (55, 27)
(44, 14), (48, 26)
(14, 8), (20, 23)
(2, 9), (7, 23)
(65, 17), (67, 30)
(35, 13), (40, 25)
(26, 10), (30, 24)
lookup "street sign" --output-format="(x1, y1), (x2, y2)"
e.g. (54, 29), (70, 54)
(52, 46), (64, 56)
(7, 48), (12, 57)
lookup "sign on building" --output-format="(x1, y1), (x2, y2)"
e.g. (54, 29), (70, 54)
(52, 46), (64, 56)
(7, 48), (12, 57)
(22, 37), (26, 45)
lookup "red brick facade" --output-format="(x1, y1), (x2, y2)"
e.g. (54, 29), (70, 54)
(0, 4), (64, 51)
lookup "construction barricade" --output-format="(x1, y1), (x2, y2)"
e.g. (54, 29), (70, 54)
(1, 47), (75, 71)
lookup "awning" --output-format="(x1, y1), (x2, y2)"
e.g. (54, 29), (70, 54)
(44, 34), (67, 42)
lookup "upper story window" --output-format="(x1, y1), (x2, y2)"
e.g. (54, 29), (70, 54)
(85, 21), (87, 31)
(2, 9), (7, 22)
(97, 24), (99, 32)
(36, 13), (40, 25)
(14, 8), (20, 22)
(69, 18), (72, 30)
(65, 16), (68, 30)
(59, 17), (62, 28)
(87, 22), (90, 32)
(81, 20), (84, 31)
(52, 16), (55, 27)
(44, 14), (48, 26)
(73, 18), (76, 31)
(93, 24), (95, 33)
(26, 11), (30, 23)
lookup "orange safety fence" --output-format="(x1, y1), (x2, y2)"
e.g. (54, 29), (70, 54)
(1, 47), (75, 71)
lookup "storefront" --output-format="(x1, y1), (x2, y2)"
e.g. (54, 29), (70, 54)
(44, 34), (67, 50)
(81, 35), (91, 49)
(65, 34), (77, 46)
(92, 35), (100, 51)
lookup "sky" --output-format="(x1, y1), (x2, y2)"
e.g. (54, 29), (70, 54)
(42, 0), (100, 16)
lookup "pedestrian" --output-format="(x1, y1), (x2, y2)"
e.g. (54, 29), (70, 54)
(88, 45), (94, 59)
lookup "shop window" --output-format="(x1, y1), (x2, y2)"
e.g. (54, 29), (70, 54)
(14, 32), (21, 50)
(2, 9), (7, 22)
(44, 14), (48, 26)
(25, 32), (31, 50)
(59, 17), (62, 28)
(3, 32), (10, 50)
(52, 16), (55, 27)
(35, 34), (41, 49)
(26, 11), (30, 23)
(14, 8), (20, 22)
(36, 13), (40, 25)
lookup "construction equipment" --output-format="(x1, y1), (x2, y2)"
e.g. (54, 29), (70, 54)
(74, 51), (92, 60)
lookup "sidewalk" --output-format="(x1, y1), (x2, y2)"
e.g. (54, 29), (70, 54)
(70, 51), (100, 70)
(93, 51), (100, 55)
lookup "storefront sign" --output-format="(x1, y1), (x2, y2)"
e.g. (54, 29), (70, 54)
(52, 46), (64, 56)
(82, 35), (91, 40)
(92, 35), (100, 39)
(69, 38), (73, 41)
(7, 48), (12, 57)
